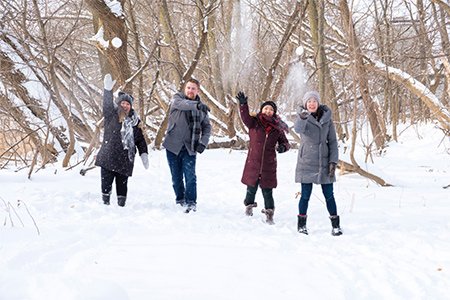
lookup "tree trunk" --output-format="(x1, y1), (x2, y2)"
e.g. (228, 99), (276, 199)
(260, 1), (303, 102)
(338, 0), (386, 149)
(159, 0), (185, 87)
(86, 0), (132, 93)
(32, 0), (76, 167)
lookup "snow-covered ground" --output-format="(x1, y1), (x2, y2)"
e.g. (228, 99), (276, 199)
(1, 124), (449, 300)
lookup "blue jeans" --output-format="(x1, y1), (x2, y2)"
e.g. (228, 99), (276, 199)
(166, 147), (197, 205)
(299, 183), (337, 216)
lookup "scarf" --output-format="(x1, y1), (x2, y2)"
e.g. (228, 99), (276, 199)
(258, 113), (289, 134)
(311, 105), (324, 121)
(189, 108), (201, 151)
(120, 109), (140, 162)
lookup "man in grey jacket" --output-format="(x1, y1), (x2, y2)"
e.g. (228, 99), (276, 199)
(163, 78), (211, 213)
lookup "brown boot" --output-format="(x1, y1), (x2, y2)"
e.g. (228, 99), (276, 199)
(261, 208), (275, 225)
(244, 200), (257, 216)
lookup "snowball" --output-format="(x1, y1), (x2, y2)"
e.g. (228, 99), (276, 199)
(295, 46), (304, 56)
(112, 37), (123, 48)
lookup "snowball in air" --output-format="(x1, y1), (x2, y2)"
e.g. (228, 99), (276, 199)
(295, 46), (304, 56)
(112, 37), (122, 48)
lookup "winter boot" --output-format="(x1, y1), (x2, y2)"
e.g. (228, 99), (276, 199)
(330, 215), (343, 236)
(261, 208), (275, 225)
(176, 199), (186, 207)
(102, 193), (110, 205)
(297, 215), (308, 235)
(184, 203), (197, 213)
(117, 196), (127, 207)
(244, 200), (257, 216)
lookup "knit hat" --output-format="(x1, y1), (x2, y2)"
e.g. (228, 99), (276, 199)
(117, 92), (134, 107)
(302, 91), (320, 107)
(260, 101), (277, 115)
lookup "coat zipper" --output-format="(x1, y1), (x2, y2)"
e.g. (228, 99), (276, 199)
(259, 133), (268, 176)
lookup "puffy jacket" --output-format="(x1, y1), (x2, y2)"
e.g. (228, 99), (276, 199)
(294, 104), (338, 184)
(240, 103), (290, 189)
(95, 89), (148, 177)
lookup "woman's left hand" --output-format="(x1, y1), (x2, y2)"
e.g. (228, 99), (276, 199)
(328, 162), (337, 177)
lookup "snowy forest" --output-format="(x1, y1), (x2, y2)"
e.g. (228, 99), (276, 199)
(1, 0), (450, 179)
(2, 1), (450, 299)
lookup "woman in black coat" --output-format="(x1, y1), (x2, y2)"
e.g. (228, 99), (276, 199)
(95, 74), (148, 207)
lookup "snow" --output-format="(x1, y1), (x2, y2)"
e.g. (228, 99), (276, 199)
(295, 45), (304, 56)
(1, 124), (450, 300)
(105, 0), (124, 19)
(90, 26), (109, 49)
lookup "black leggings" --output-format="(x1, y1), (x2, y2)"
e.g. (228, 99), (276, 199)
(101, 168), (129, 197)
(244, 179), (274, 210)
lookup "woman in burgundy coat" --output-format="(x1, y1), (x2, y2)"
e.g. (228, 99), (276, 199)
(236, 91), (290, 224)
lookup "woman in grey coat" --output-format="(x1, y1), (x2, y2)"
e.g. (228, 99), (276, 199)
(294, 91), (342, 236)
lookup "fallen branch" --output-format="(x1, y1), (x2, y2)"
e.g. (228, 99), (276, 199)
(338, 159), (393, 187)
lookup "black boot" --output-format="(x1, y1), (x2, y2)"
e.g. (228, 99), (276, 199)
(330, 215), (343, 236)
(102, 193), (110, 205)
(261, 208), (275, 225)
(243, 200), (257, 216)
(297, 215), (308, 235)
(117, 196), (126, 207)
(184, 203), (197, 213)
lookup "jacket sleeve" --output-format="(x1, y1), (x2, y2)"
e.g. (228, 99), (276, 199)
(278, 131), (290, 152)
(102, 89), (116, 119)
(171, 92), (199, 111)
(134, 126), (148, 156)
(239, 103), (258, 128)
(199, 114), (212, 147)
(327, 120), (339, 164)
(294, 105), (307, 134)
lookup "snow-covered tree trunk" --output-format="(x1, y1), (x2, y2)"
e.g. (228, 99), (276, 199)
(86, 0), (132, 93)
(339, 0), (386, 149)
(370, 60), (450, 132)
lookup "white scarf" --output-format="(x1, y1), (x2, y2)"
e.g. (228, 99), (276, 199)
(120, 110), (139, 162)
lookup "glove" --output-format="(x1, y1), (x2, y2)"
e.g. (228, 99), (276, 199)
(328, 162), (336, 178)
(236, 91), (248, 105)
(104, 74), (116, 91)
(299, 108), (310, 120)
(197, 102), (210, 113)
(276, 144), (286, 153)
(141, 153), (149, 169)
(196, 143), (206, 154)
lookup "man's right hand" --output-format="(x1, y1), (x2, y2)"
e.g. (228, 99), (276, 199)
(197, 102), (210, 113)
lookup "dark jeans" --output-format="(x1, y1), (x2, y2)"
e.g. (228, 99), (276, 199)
(299, 183), (337, 216)
(101, 167), (128, 197)
(245, 179), (274, 210)
(166, 147), (197, 205)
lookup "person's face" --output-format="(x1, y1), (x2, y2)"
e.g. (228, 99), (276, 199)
(306, 98), (318, 113)
(120, 101), (131, 114)
(261, 105), (274, 117)
(185, 82), (200, 100)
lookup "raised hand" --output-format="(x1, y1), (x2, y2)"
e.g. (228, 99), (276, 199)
(236, 91), (248, 105)
(104, 74), (116, 91)
(299, 108), (310, 120)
